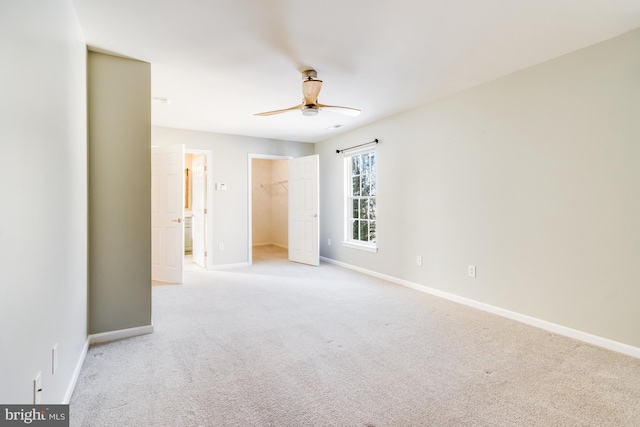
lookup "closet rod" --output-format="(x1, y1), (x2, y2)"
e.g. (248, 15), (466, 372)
(336, 138), (378, 154)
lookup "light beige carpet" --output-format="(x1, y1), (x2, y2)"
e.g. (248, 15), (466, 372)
(70, 245), (640, 426)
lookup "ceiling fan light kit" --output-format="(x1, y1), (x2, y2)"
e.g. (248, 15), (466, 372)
(255, 69), (361, 118)
(302, 105), (319, 116)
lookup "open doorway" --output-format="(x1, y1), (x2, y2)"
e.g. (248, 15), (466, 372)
(248, 154), (291, 264)
(185, 148), (212, 271)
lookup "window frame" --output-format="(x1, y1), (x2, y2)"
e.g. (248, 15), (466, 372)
(342, 146), (378, 253)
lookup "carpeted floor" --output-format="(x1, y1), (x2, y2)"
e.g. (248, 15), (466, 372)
(70, 245), (640, 426)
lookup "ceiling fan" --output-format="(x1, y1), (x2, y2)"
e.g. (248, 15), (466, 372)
(254, 69), (361, 117)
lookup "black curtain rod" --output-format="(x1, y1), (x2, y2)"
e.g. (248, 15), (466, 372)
(336, 139), (379, 154)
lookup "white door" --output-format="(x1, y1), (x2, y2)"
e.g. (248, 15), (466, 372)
(288, 154), (319, 266)
(152, 145), (184, 283)
(192, 154), (207, 268)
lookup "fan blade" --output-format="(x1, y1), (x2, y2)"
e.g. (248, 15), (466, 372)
(317, 103), (361, 117)
(254, 103), (303, 116)
(302, 79), (323, 104)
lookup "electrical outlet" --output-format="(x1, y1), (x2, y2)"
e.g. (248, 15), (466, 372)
(468, 265), (476, 278)
(328, 238), (332, 246)
(34, 372), (42, 404)
(218, 243), (224, 251)
(52, 344), (58, 375)
(416, 256), (423, 266)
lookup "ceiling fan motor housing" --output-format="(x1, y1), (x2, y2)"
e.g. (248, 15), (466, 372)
(302, 69), (318, 80)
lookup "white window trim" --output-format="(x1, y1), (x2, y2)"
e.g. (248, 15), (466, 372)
(343, 146), (378, 252)
(342, 240), (378, 252)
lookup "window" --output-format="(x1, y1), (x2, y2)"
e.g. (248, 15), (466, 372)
(344, 148), (377, 251)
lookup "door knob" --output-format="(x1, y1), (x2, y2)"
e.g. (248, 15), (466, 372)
(311, 214), (318, 218)
(172, 218), (182, 223)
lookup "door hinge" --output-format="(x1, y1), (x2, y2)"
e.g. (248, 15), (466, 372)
(204, 165), (207, 172)
(204, 208), (207, 214)
(204, 251), (208, 257)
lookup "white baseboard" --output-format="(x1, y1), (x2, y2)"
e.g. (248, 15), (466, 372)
(252, 243), (288, 250)
(320, 256), (640, 360)
(209, 262), (250, 270)
(63, 337), (89, 404)
(89, 324), (154, 345)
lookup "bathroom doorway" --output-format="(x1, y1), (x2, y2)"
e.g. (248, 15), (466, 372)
(185, 149), (212, 271)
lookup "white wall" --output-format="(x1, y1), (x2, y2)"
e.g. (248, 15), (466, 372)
(252, 159), (273, 245)
(0, 0), (88, 403)
(270, 160), (289, 248)
(153, 127), (314, 266)
(316, 29), (640, 349)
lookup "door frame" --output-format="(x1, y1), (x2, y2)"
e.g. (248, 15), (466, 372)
(186, 148), (214, 269)
(247, 153), (293, 265)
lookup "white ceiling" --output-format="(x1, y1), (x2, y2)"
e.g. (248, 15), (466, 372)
(72, 0), (640, 143)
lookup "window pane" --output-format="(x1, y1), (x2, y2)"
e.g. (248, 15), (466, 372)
(360, 221), (369, 242)
(361, 175), (370, 196)
(352, 220), (359, 240)
(369, 221), (376, 243)
(360, 199), (368, 219)
(362, 153), (370, 175)
(368, 198), (376, 220)
(369, 153), (376, 196)
(351, 156), (361, 175)
(352, 176), (361, 196)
